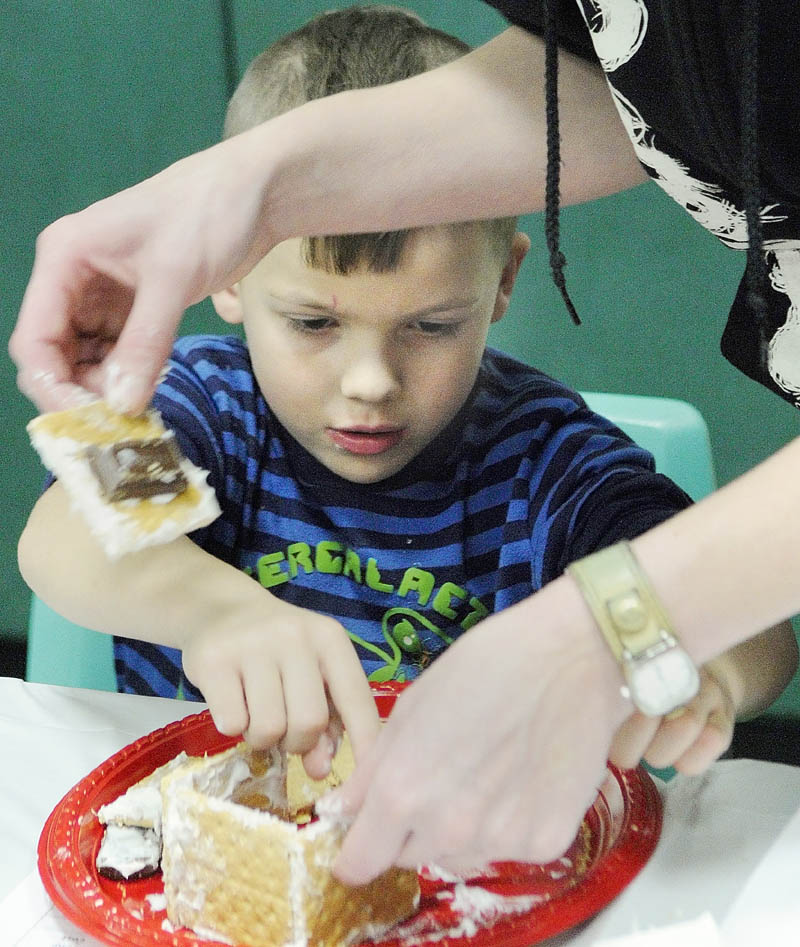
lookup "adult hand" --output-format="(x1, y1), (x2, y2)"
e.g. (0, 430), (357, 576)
(330, 578), (632, 884)
(609, 666), (736, 776)
(10, 134), (274, 415)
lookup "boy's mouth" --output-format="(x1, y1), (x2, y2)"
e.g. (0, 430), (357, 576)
(327, 426), (405, 455)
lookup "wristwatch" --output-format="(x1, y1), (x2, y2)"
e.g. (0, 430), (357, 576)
(567, 542), (700, 717)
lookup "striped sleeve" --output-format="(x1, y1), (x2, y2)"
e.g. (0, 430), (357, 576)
(524, 404), (693, 585)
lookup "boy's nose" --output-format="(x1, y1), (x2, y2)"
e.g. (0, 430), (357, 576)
(339, 348), (400, 402)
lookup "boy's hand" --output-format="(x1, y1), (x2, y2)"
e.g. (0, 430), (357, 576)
(609, 666), (736, 776)
(181, 596), (380, 772)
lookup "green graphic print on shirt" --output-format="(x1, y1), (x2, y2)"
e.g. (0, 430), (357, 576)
(245, 538), (489, 682)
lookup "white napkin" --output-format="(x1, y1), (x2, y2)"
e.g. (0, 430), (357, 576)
(721, 799), (800, 946)
(591, 912), (722, 946)
(0, 871), (105, 946)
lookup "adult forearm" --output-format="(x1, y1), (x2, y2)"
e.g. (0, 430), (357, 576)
(247, 27), (644, 249)
(631, 436), (800, 665)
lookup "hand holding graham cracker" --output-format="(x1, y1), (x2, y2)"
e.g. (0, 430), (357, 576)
(27, 400), (220, 559)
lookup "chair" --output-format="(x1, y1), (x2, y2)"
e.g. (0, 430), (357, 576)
(25, 391), (716, 691)
(25, 594), (117, 692)
(580, 391), (716, 500)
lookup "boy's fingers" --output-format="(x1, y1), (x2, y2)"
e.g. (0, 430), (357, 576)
(301, 726), (339, 780)
(240, 663), (289, 749)
(322, 650), (381, 763)
(280, 657), (333, 755)
(608, 712), (659, 770)
(197, 668), (251, 739)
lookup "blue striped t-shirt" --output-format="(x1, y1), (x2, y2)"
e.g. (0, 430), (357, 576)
(114, 335), (691, 698)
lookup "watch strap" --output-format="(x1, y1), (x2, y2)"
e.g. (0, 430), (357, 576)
(566, 541), (679, 662)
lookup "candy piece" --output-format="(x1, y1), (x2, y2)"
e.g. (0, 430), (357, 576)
(85, 436), (188, 502)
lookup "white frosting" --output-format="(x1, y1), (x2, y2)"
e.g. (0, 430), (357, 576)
(98, 784), (164, 830)
(446, 883), (542, 919)
(286, 832), (308, 947)
(95, 824), (160, 879)
(28, 416), (220, 560)
(98, 751), (190, 830)
(145, 892), (167, 912)
(374, 883), (543, 946)
(313, 788), (349, 825)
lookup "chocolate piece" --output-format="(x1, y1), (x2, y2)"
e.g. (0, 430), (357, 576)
(86, 436), (188, 502)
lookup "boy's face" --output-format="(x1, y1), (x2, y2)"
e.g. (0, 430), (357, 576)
(214, 225), (528, 484)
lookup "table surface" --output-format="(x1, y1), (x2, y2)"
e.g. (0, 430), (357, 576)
(3, 675), (800, 945)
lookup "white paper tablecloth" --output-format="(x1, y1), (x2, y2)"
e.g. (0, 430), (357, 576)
(2, 676), (800, 945)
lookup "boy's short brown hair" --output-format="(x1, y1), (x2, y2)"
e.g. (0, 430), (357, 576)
(225, 5), (517, 273)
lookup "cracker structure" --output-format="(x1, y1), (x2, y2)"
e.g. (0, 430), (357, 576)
(95, 751), (192, 880)
(161, 741), (420, 947)
(27, 400), (220, 559)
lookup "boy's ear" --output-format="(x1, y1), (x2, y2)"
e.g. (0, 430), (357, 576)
(211, 285), (244, 325)
(491, 232), (531, 324)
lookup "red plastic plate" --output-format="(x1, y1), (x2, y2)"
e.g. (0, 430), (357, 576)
(38, 682), (661, 946)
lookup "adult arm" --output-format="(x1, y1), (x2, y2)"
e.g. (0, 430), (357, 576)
(17, 482), (379, 768)
(331, 435), (800, 882)
(10, 26), (644, 413)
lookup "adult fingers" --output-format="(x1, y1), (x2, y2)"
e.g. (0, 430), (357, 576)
(640, 709), (702, 771)
(333, 752), (411, 885)
(17, 368), (98, 413)
(103, 279), (187, 414)
(11, 235), (95, 411)
(643, 671), (731, 770)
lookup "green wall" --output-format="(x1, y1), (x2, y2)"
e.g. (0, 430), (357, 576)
(3, 0), (799, 655)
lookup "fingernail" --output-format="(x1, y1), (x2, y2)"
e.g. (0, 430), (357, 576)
(22, 371), (96, 410)
(105, 361), (140, 413)
(212, 714), (230, 735)
(318, 732), (335, 763)
(66, 387), (100, 407)
(28, 369), (58, 393)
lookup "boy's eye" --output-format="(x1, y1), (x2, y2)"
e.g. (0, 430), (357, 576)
(416, 321), (461, 336)
(288, 316), (335, 333)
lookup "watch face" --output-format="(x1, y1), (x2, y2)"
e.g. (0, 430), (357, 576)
(627, 647), (700, 717)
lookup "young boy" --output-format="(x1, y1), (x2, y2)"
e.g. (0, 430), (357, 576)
(19, 6), (797, 779)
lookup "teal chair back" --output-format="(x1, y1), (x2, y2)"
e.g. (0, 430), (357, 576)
(581, 391), (716, 500)
(26, 594), (117, 692)
(25, 391), (715, 691)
